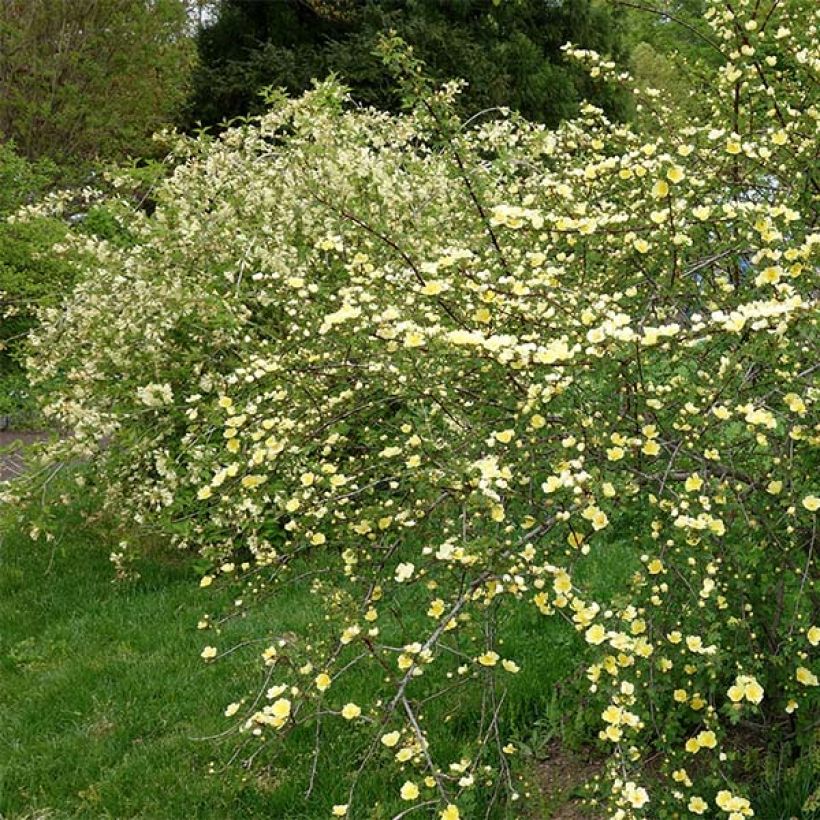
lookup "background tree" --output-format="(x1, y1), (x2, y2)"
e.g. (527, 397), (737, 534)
(615, 0), (721, 131)
(0, 0), (195, 165)
(183, 0), (630, 129)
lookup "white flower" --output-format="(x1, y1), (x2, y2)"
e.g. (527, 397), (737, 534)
(136, 382), (173, 407)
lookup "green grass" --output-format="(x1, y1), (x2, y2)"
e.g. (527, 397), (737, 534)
(20, 500), (814, 819)
(0, 516), (273, 818)
(0, 498), (613, 820)
(0, 490), (813, 819)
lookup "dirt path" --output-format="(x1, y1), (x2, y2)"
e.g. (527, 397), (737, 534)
(533, 742), (603, 819)
(0, 431), (48, 482)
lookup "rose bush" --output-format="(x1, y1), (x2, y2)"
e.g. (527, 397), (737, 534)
(6, 0), (818, 816)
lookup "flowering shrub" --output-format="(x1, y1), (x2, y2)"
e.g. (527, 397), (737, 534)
(7, 0), (819, 815)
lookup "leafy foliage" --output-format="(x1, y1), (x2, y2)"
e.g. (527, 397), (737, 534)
(0, 0), (195, 163)
(0, 142), (142, 419)
(0, 143), (74, 418)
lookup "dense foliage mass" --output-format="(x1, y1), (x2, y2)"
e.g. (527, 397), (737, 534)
(184, 0), (629, 130)
(0, 0), (194, 163)
(0, 144), (75, 417)
(7, 0), (819, 816)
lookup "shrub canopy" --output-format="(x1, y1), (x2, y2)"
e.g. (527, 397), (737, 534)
(0, 143), (73, 417)
(10, 1), (819, 816)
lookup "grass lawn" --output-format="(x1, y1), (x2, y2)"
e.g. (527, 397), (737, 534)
(1, 492), (811, 819)
(0, 512), (276, 818)
(2, 495), (625, 820)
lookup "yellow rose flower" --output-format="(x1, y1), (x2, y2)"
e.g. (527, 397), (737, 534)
(400, 781), (419, 801)
(341, 702), (361, 720)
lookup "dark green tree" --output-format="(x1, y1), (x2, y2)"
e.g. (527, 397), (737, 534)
(183, 0), (630, 129)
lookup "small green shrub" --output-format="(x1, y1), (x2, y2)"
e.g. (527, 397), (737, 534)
(0, 143), (74, 419)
